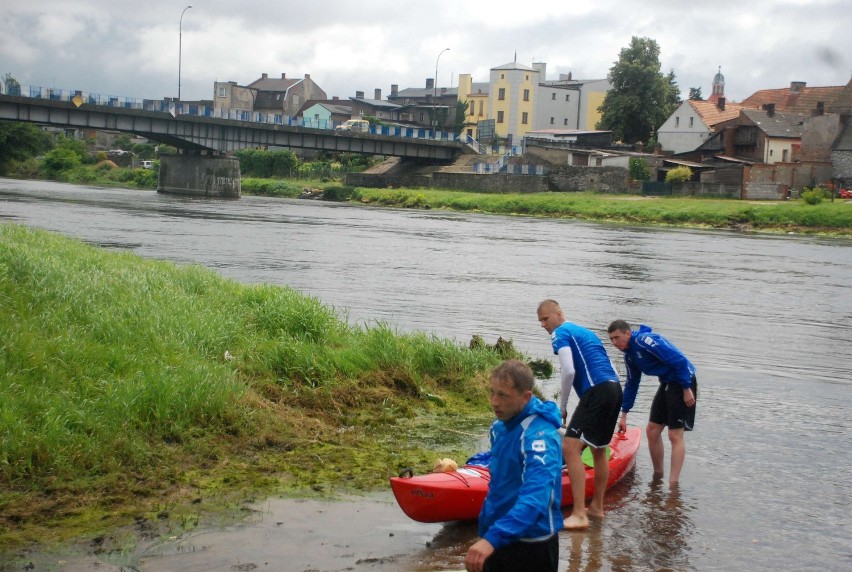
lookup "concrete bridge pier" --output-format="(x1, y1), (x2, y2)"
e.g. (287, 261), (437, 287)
(158, 153), (241, 198)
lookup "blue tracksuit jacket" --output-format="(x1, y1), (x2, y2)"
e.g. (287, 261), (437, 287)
(478, 396), (563, 549)
(621, 325), (696, 412)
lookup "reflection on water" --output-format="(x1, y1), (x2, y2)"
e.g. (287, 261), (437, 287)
(1, 180), (851, 571)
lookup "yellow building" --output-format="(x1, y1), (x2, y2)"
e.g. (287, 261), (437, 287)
(457, 73), (489, 140)
(489, 62), (540, 143)
(457, 61), (540, 143)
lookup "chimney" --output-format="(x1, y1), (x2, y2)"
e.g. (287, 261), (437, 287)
(717, 97), (726, 111)
(281, 73), (287, 79)
(816, 101), (825, 115)
(304, 73), (309, 80)
(790, 81), (806, 92)
(763, 103), (775, 117)
(356, 90), (364, 99)
(262, 73), (268, 79)
(391, 84), (398, 96)
(426, 78), (434, 90)
(374, 88), (381, 100)
(332, 96), (339, 101)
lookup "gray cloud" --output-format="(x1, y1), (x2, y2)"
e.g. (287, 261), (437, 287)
(0, 0), (849, 105)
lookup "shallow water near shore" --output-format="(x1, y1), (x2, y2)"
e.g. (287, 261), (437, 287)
(1, 179), (851, 571)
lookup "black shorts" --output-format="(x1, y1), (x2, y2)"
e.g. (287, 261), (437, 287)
(484, 533), (558, 572)
(566, 381), (623, 448)
(649, 377), (697, 430)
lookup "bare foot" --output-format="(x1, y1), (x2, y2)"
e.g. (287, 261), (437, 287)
(586, 505), (604, 518)
(563, 514), (590, 530)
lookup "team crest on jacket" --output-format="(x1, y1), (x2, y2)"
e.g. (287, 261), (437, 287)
(531, 439), (547, 452)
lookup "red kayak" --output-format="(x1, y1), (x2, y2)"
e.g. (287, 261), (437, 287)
(389, 427), (641, 523)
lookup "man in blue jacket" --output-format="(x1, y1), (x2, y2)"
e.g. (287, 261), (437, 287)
(607, 320), (697, 484)
(537, 300), (623, 530)
(464, 360), (563, 572)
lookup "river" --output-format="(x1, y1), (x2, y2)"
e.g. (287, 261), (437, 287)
(1, 179), (851, 571)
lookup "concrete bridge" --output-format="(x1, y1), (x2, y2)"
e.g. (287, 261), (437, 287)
(0, 93), (469, 198)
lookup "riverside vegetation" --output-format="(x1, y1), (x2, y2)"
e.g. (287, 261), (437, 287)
(0, 223), (521, 553)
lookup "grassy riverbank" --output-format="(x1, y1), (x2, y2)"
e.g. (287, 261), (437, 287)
(346, 187), (852, 235)
(0, 224), (510, 552)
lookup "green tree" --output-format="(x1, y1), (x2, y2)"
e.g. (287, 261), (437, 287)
(688, 87), (703, 100)
(0, 120), (53, 174)
(453, 100), (471, 138)
(629, 157), (651, 181)
(113, 134), (134, 151)
(3, 73), (21, 95)
(597, 37), (681, 144)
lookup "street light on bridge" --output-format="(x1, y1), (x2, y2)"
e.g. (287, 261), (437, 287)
(178, 5), (193, 102)
(434, 47), (450, 130)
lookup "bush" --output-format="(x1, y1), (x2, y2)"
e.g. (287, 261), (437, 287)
(629, 157), (650, 181)
(41, 148), (81, 175)
(666, 166), (693, 183)
(800, 186), (832, 205)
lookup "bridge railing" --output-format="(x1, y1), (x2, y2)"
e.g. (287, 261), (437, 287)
(1, 82), (469, 148)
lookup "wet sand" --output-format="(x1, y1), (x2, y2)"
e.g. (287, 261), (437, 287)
(13, 493), (476, 572)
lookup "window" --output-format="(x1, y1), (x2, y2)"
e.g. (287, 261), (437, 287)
(552, 93), (556, 100)
(675, 117), (680, 127)
(501, 73), (504, 79)
(479, 101), (484, 116)
(217, 86), (226, 97)
(689, 117), (694, 127)
(550, 117), (555, 124)
(497, 110), (504, 123)
(565, 94), (570, 101)
(469, 102), (475, 116)
(563, 118), (568, 125)
(522, 112), (528, 124)
(419, 112), (424, 122)
(498, 88), (505, 101)
(523, 89), (530, 101)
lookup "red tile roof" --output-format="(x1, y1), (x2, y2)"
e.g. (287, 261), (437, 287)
(740, 84), (845, 115)
(689, 100), (745, 130)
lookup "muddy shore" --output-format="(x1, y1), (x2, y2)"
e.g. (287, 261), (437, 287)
(8, 493), (476, 572)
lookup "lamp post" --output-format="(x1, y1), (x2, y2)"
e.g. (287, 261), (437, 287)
(433, 48), (450, 131)
(178, 4), (193, 102)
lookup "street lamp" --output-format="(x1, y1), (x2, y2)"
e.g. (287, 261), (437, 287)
(178, 5), (193, 102)
(434, 47), (450, 130)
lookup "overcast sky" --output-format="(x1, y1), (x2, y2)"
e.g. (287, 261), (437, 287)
(2, 0), (850, 105)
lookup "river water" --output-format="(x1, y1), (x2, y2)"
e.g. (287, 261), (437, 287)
(1, 179), (851, 571)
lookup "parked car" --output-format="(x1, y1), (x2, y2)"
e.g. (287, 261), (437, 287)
(335, 119), (370, 133)
(140, 160), (155, 170)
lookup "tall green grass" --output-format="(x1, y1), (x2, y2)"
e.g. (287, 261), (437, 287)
(0, 223), (506, 546)
(350, 188), (852, 233)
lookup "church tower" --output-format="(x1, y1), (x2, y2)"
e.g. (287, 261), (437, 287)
(708, 66), (725, 103)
